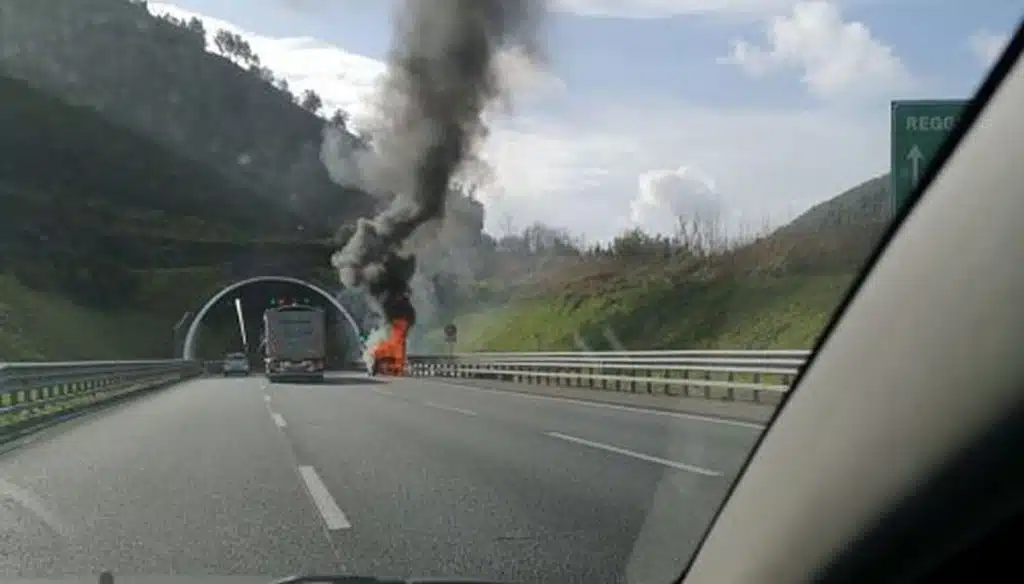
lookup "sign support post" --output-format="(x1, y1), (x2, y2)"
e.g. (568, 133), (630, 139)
(443, 323), (458, 360)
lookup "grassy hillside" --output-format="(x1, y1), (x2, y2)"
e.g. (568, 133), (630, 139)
(425, 275), (853, 352)
(0, 275), (170, 361)
(777, 174), (890, 235)
(419, 176), (891, 353)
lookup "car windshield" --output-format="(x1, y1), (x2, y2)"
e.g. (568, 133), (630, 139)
(0, 1), (1017, 583)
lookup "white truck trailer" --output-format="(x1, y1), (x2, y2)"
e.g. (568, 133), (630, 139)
(262, 304), (326, 383)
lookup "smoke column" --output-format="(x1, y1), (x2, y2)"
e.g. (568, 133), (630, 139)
(330, 0), (546, 324)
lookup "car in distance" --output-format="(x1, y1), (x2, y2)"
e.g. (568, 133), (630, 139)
(222, 352), (251, 377)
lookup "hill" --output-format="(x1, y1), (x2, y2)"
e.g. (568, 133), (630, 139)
(0, 274), (170, 361)
(777, 174), (890, 235)
(0, 0), (375, 234)
(0, 0), (382, 359)
(419, 175), (893, 353)
(0, 67), (340, 309)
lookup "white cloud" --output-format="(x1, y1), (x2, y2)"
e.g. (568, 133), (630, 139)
(149, 2), (888, 243)
(554, 0), (801, 19)
(967, 29), (1009, 67)
(479, 99), (884, 240)
(718, 1), (912, 100)
(631, 167), (724, 235)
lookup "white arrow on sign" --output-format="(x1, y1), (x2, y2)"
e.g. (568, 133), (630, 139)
(907, 145), (924, 186)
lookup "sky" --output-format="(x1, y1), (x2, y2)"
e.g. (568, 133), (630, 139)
(147, 0), (1020, 242)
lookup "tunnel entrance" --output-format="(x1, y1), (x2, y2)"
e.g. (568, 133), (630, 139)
(181, 276), (365, 367)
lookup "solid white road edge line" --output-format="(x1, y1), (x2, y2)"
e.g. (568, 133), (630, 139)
(271, 412), (287, 428)
(298, 465), (352, 530)
(423, 401), (477, 416)
(547, 431), (722, 477)
(425, 380), (764, 430)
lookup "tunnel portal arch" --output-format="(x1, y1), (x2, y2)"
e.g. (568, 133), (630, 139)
(181, 275), (363, 360)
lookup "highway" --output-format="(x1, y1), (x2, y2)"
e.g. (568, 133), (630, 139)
(0, 374), (765, 584)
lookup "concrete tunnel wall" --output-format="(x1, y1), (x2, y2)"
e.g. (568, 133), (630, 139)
(181, 275), (363, 361)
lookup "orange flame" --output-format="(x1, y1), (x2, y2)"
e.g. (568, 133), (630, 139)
(371, 317), (410, 375)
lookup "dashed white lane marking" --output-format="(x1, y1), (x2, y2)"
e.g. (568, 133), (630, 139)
(547, 432), (722, 477)
(426, 380), (764, 430)
(264, 395), (271, 403)
(423, 401), (477, 417)
(298, 465), (351, 530)
(0, 478), (68, 537)
(372, 388), (395, 396)
(271, 412), (287, 428)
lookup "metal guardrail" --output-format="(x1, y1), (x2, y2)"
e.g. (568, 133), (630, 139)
(0, 349), (810, 442)
(407, 350), (812, 404)
(0, 359), (203, 441)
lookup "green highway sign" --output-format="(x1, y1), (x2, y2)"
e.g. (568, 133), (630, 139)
(890, 99), (967, 214)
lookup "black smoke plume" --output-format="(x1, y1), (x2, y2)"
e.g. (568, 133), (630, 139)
(330, 0), (546, 322)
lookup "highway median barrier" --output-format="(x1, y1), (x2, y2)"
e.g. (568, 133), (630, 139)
(0, 359), (203, 443)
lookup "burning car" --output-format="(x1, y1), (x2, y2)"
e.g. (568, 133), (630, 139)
(367, 291), (415, 376)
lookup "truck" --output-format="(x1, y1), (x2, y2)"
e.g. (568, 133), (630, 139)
(261, 304), (326, 383)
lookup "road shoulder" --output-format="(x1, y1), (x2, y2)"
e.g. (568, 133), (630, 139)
(413, 377), (778, 424)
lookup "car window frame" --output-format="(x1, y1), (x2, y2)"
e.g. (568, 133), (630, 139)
(673, 18), (1024, 584)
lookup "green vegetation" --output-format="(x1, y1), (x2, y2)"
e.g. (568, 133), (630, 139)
(421, 176), (891, 353)
(0, 275), (169, 361)
(430, 275), (853, 352)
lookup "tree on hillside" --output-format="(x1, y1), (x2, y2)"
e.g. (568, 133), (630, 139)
(494, 222), (580, 256)
(609, 228), (674, 258)
(156, 13), (205, 48)
(185, 17), (206, 48)
(250, 63), (275, 83)
(213, 29), (258, 67)
(675, 210), (726, 257)
(273, 77), (293, 100)
(299, 89), (323, 114)
(522, 222), (578, 255)
(329, 108), (348, 129)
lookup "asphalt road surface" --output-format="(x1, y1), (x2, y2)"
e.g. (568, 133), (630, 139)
(0, 374), (765, 584)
